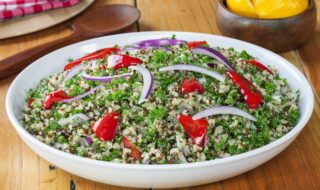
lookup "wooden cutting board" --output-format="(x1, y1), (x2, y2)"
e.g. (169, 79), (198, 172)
(0, 0), (94, 40)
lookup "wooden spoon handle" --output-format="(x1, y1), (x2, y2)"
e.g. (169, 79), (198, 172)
(0, 32), (85, 80)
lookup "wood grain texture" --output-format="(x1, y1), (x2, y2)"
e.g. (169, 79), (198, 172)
(0, 4), (140, 79)
(0, 0), (319, 189)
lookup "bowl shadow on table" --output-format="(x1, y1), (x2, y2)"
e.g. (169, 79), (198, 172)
(215, 0), (317, 53)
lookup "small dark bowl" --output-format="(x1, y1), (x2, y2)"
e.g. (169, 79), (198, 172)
(216, 0), (317, 53)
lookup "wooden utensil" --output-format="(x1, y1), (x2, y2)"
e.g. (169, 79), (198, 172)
(0, 4), (140, 80)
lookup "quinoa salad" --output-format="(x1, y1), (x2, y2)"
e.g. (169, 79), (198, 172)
(22, 36), (300, 164)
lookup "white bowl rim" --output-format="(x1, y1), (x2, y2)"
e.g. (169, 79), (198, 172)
(6, 31), (314, 171)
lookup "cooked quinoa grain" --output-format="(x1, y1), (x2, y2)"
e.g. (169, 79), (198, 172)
(22, 38), (300, 164)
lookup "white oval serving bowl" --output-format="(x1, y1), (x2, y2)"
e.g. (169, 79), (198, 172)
(6, 32), (314, 188)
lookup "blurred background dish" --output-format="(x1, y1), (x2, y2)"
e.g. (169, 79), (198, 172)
(0, 0), (94, 40)
(0, 0), (82, 22)
(226, 0), (309, 19)
(216, 0), (317, 53)
(0, 4), (140, 79)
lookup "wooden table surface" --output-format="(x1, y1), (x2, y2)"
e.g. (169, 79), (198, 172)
(1, 0), (320, 189)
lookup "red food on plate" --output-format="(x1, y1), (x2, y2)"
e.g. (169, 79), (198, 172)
(181, 79), (205, 94)
(123, 136), (142, 160)
(227, 70), (263, 109)
(91, 112), (121, 141)
(110, 55), (143, 70)
(187, 41), (207, 49)
(247, 59), (273, 74)
(177, 114), (209, 147)
(43, 90), (72, 109)
(64, 47), (119, 70)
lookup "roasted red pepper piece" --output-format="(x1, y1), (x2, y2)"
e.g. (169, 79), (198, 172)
(27, 98), (34, 107)
(181, 79), (205, 94)
(177, 114), (209, 147)
(112, 55), (143, 70)
(227, 70), (263, 109)
(187, 41), (207, 49)
(91, 112), (121, 141)
(43, 90), (72, 109)
(64, 47), (119, 70)
(247, 59), (273, 74)
(122, 136), (142, 160)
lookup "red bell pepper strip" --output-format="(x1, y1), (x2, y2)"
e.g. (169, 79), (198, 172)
(181, 79), (205, 94)
(43, 90), (72, 110)
(227, 70), (263, 109)
(27, 98), (34, 107)
(187, 41), (207, 49)
(112, 55), (143, 70)
(247, 59), (273, 74)
(177, 114), (209, 147)
(122, 136), (142, 160)
(91, 112), (121, 142)
(64, 47), (119, 70)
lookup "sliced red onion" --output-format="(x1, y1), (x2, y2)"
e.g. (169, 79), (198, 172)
(60, 64), (83, 88)
(59, 82), (106, 103)
(129, 65), (153, 104)
(159, 64), (225, 82)
(192, 106), (257, 122)
(192, 46), (234, 70)
(82, 72), (133, 82)
(85, 137), (93, 146)
(134, 39), (186, 47)
(58, 113), (89, 126)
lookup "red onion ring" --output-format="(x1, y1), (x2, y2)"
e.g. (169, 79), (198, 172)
(159, 64), (225, 82)
(192, 46), (234, 70)
(81, 72), (133, 82)
(59, 82), (106, 103)
(129, 65), (154, 104)
(60, 64), (83, 88)
(85, 137), (93, 146)
(134, 39), (186, 48)
(57, 113), (89, 126)
(193, 106), (257, 122)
